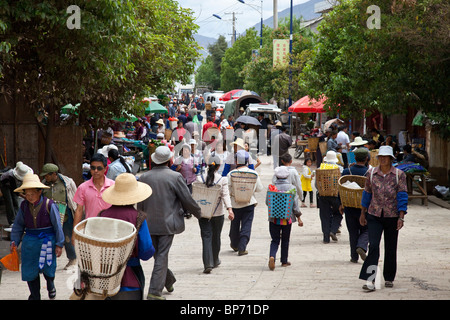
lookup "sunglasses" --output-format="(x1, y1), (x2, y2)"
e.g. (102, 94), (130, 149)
(90, 165), (105, 171)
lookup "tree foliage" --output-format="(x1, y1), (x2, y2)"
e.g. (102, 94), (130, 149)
(299, 0), (449, 136)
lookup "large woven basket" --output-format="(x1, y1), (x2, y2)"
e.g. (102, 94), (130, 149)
(369, 149), (379, 167)
(267, 191), (294, 220)
(338, 175), (367, 208)
(192, 182), (222, 219)
(319, 141), (327, 156)
(316, 168), (340, 197)
(308, 137), (319, 151)
(74, 217), (137, 297)
(230, 171), (258, 203)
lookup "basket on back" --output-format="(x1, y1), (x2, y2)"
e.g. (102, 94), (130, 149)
(369, 149), (379, 167)
(308, 137), (319, 152)
(315, 168), (340, 197)
(267, 191), (295, 220)
(74, 217), (137, 297)
(192, 182), (222, 219)
(230, 171), (258, 203)
(338, 175), (367, 209)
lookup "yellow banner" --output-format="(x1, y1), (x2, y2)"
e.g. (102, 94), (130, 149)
(273, 39), (289, 68)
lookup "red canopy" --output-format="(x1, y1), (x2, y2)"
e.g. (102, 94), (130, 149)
(219, 89), (242, 102)
(288, 96), (327, 113)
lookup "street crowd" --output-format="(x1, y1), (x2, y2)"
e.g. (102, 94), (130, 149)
(0, 95), (417, 300)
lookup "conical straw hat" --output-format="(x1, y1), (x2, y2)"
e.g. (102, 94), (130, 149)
(14, 173), (50, 193)
(102, 173), (152, 206)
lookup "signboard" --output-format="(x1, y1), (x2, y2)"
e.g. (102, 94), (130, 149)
(273, 39), (289, 68)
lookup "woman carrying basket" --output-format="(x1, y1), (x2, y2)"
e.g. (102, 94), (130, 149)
(10, 173), (64, 300)
(267, 166), (303, 270)
(99, 173), (155, 300)
(227, 150), (263, 256)
(197, 161), (233, 274)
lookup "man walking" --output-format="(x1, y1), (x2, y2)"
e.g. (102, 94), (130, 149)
(138, 146), (201, 300)
(40, 163), (78, 269)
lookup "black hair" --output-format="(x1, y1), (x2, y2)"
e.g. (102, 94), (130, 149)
(403, 144), (412, 153)
(91, 153), (107, 167)
(108, 149), (131, 173)
(205, 162), (221, 187)
(304, 157), (312, 165)
(280, 153), (292, 164)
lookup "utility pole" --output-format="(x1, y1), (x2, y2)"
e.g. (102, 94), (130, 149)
(224, 12), (241, 45)
(273, 0), (278, 29)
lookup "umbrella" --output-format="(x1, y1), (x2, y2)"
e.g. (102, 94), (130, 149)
(220, 89), (242, 102)
(235, 115), (261, 126)
(113, 111), (139, 122)
(288, 96), (327, 113)
(145, 101), (168, 114)
(61, 103), (80, 115)
(232, 90), (258, 99)
(324, 118), (344, 131)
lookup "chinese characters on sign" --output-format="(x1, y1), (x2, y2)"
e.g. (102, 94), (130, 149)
(273, 39), (289, 68)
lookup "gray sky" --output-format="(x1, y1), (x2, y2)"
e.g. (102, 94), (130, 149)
(178, 0), (309, 39)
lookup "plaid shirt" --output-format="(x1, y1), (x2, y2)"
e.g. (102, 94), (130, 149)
(364, 166), (407, 218)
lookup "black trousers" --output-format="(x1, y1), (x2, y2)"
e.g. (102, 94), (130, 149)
(27, 273), (55, 300)
(318, 196), (342, 242)
(359, 213), (399, 282)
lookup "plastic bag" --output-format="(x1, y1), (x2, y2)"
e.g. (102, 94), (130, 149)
(0, 247), (20, 271)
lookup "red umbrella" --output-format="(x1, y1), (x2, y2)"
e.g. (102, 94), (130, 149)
(288, 96), (327, 113)
(219, 89), (242, 102)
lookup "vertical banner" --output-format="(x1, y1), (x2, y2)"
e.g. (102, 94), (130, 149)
(273, 39), (289, 68)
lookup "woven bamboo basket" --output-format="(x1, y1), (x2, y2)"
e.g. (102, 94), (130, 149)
(230, 171), (258, 203)
(307, 137), (319, 151)
(369, 149), (379, 167)
(74, 217), (137, 297)
(315, 168), (340, 197)
(338, 175), (367, 208)
(192, 182), (222, 219)
(319, 141), (327, 156)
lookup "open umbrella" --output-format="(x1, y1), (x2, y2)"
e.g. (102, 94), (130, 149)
(288, 96), (327, 113)
(220, 89), (242, 102)
(113, 111), (139, 122)
(235, 115), (261, 126)
(145, 101), (168, 114)
(232, 90), (258, 99)
(61, 103), (80, 115)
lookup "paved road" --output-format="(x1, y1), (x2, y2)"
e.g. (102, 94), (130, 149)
(1, 152), (450, 303)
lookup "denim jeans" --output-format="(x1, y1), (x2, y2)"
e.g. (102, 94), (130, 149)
(63, 209), (76, 260)
(269, 222), (292, 264)
(199, 215), (224, 269)
(229, 205), (255, 252)
(359, 213), (399, 282)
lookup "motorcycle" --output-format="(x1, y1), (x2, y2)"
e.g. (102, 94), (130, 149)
(294, 133), (310, 159)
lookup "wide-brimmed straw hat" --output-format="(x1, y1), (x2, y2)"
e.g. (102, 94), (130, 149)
(13, 161), (33, 181)
(231, 138), (246, 149)
(102, 173), (152, 206)
(156, 119), (164, 126)
(349, 136), (368, 147)
(323, 150), (339, 164)
(14, 173), (49, 193)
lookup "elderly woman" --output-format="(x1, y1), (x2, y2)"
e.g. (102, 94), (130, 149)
(10, 173), (64, 300)
(359, 146), (408, 291)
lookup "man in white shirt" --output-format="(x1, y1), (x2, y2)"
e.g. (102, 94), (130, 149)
(336, 125), (350, 168)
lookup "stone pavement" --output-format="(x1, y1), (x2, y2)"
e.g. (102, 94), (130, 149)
(1, 151), (450, 302)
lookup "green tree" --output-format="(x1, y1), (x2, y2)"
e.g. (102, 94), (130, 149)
(299, 0), (449, 136)
(0, 0), (200, 159)
(220, 29), (259, 92)
(195, 35), (228, 90)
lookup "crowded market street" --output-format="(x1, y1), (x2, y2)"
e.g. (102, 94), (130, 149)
(1, 150), (449, 301)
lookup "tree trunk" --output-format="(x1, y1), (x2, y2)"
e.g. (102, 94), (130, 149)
(44, 103), (55, 163)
